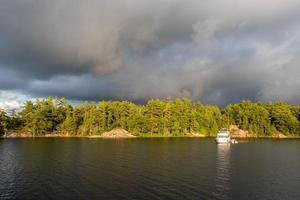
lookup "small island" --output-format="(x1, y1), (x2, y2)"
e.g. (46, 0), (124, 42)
(1, 97), (299, 138)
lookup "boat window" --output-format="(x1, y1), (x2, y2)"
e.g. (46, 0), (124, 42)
(217, 135), (229, 138)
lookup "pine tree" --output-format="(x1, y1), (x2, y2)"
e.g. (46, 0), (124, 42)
(0, 109), (8, 136)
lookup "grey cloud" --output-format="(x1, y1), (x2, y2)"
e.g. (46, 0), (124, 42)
(0, 66), (27, 90)
(0, 0), (300, 105)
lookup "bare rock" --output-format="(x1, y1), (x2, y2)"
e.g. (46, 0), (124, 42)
(229, 125), (252, 138)
(6, 131), (33, 138)
(101, 128), (136, 138)
(185, 132), (206, 137)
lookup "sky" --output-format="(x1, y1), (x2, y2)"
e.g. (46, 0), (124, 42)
(0, 0), (300, 110)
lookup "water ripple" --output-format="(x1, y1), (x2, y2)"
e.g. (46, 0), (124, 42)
(1, 139), (300, 199)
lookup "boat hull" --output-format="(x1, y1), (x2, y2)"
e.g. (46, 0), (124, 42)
(215, 138), (231, 144)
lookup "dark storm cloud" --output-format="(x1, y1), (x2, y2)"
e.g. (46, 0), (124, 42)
(0, 0), (300, 106)
(0, 66), (26, 90)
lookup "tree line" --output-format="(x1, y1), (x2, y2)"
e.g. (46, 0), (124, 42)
(0, 97), (299, 137)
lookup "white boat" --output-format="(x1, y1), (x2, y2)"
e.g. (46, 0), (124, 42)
(215, 128), (231, 144)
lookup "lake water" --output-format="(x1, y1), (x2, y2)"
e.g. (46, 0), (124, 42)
(0, 138), (299, 200)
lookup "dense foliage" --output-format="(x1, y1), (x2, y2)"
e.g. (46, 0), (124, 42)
(0, 109), (8, 136)
(0, 97), (299, 137)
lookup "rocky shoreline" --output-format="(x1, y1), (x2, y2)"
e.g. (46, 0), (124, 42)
(1, 127), (299, 139)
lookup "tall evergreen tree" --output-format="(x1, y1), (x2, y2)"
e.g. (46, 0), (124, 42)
(0, 109), (8, 136)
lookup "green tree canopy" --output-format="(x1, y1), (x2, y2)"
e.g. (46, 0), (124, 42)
(3, 97), (299, 137)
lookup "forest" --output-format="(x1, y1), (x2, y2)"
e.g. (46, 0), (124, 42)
(0, 97), (299, 137)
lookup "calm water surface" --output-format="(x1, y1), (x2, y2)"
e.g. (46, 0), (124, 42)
(0, 138), (299, 200)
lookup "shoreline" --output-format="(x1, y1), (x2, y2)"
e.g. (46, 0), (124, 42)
(1, 135), (299, 139)
(1, 128), (299, 139)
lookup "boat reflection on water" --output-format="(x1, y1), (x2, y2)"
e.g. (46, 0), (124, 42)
(213, 144), (231, 199)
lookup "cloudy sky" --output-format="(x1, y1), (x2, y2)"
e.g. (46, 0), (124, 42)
(0, 0), (300, 109)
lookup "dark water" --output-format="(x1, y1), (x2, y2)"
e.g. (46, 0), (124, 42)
(0, 138), (299, 200)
